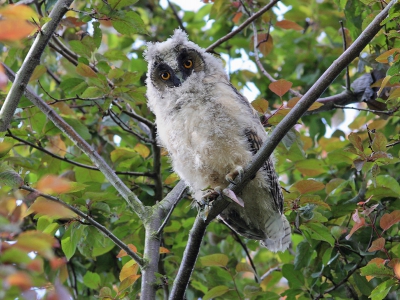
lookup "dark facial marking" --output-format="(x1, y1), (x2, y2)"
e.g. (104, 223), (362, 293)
(177, 48), (204, 80)
(151, 62), (181, 88)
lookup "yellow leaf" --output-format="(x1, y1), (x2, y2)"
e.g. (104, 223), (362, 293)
(117, 244), (138, 258)
(29, 65), (47, 82)
(45, 135), (67, 157)
(159, 247), (170, 254)
(164, 173), (179, 185)
(251, 99), (269, 114)
(375, 48), (400, 63)
(119, 260), (139, 281)
(200, 253), (229, 267)
(133, 143), (150, 158)
(0, 4), (38, 21)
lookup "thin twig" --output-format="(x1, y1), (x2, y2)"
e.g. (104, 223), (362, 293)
(205, 0), (280, 52)
(167, 0), (187, 33)
(386, 140), (400, 148)
(109, 110), (154, 144)
(333, 104), (394, 115)
(228, 226), (259, 283)
(20, 185), (145, 267)
(6, 130), (155, 177)
(156, 185), (188, 236)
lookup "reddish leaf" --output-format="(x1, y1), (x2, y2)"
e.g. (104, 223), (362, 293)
(345, 210), (366, 240)
(0, 19), (35, 41)
(6, 271), (32, 291)
(269, 79), (292, 97)
(36, 175), (71, 194)
(232, 12), (242, 24)
(368, 237), (386, 252)
(117, 244), (138, 258)
(0, 64), (8, 90)
(394, 262), (400, 280)
(61, 16), (86, 27)
(380, 210), (400, 231)
(348, 132), (364, 152)
(76, 63), (97, 78)
(50, 257), (67, 270)
(27, 198), (77, 219)
(251, 34), (273, 56)
(275, 20), (303, 31)
(291, 179), (325, 194)
(375, 48), (400, 63)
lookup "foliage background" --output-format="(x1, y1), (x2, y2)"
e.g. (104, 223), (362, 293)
(0, 0), (400, 299)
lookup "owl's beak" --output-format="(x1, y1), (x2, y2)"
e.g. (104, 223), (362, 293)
(173, 72), (183, 87)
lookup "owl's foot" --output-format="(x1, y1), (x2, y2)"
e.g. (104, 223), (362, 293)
(225, 166), (244, 185)
(198, 187), (222, 220)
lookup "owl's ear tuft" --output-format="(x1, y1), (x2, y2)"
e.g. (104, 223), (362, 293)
(171, 28), (189, 45)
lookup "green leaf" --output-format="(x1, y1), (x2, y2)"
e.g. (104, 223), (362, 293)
(203, 285), (229, 300)
(200, 254), (229, 268)
(109, 0), (138, 10)
(69, 40), (92, 58)
(63, 116), (92, 140)
(281, 264), (304, 289)
(301, 223), (335, 246)
(112, 11), (147, 35)
(83, 271), (101, 289)
(294, 240), (312, 270)
(360, 262), (393, 278)
(370, 278), (396, 300)
(93, 21), (102, 49)
(0, 167), (24, 188)
(81, 86), (105, 98)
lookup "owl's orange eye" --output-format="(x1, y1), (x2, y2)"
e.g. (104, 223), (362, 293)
(183, 59), (193, 69)
(161, 72), (170, 80)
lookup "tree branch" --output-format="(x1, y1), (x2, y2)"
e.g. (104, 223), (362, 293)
(205, 0), (280, 52)
(20, 185), (144, 267)
(0, 0), (74, 132)
(141, 180), (187, 299)
(3, 63), (146, 217)
(168, 1), (396, 298)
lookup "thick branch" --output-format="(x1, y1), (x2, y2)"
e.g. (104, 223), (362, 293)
(20, 185), (144, 267)
(141, 180), (187, 299)
(169, 1), (396, 298)
(3, 63), (146, 217)
(0, 0), (74, 132)
(205, 0), (280, 52)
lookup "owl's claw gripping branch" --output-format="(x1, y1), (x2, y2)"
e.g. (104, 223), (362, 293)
(199, 187), (222, 220)
(225, 166), (244, 185)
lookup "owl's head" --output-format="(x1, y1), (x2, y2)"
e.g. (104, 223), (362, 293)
(144, 29), (225, 96)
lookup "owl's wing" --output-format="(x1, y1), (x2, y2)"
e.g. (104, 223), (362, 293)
(244, 129), (284, 214)
(228, 83), (284, 213)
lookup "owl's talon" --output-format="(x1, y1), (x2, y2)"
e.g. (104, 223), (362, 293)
(225, 166), (244, 185)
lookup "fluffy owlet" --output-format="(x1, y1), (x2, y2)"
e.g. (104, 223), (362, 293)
(144, 29), (291, 252)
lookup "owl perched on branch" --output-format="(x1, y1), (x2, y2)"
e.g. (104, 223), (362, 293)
(144, 29), (291, 252)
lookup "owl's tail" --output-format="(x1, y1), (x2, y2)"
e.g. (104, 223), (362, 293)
(260, 214), (291, 252)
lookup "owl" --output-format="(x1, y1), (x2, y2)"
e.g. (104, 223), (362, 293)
(144, 29), (291, 252)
